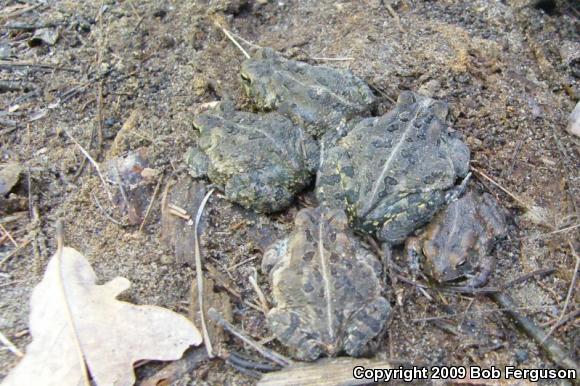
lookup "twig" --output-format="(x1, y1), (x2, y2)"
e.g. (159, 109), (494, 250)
(208, 308), (291, 367)
(502, 268), (556, 289)
(227, 256), (258, 271)
(542, 309), (579, 332)
(194, 189), (215, 358)
(219, 27), (251, 59)
(248, 269), (269, 314)
(0, 223), (18, 247)
(0, 238), (31, 267)
(470, 166), (529, 209)
(519, 223), (580, 241)
(412, 304), (560, 323)
(0, 330), (23, 357)
(0, 61), (79, 73)
(490, 292), (579, 373)
(542, 241), (579, 343)
(310, 57), (354, 61)
(91, 192), (126, 226)
(139, 175), (163, 232)
(64, 129), (113, 203)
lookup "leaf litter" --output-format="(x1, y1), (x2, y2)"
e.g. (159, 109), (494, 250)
(1, 224), (202, 386)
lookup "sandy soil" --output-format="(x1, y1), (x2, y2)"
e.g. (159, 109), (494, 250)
(0, 0), (578, 385)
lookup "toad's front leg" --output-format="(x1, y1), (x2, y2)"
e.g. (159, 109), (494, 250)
(464, 254), (495, 288)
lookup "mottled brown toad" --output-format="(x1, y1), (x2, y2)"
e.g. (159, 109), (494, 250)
(262, 207), (391, 361)
(187, 102), (319, 213)
(241, 48), (376, 138)
(316, 91), (471, 245)
(405, 191), (507, 287)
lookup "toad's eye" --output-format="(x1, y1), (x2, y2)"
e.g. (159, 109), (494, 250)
(456, 258), (466, 267)
(240, 73), (251, 83)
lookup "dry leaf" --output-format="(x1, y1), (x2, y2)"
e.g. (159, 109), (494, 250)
(2, 246), (202, 386)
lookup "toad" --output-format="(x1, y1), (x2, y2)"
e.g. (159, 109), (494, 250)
(316, 91), (471, 245)
(187, 102), (319, 213)
(241, 48), (376, 138)
(262, 207), (391, 361)
(405, 191), (507, 288)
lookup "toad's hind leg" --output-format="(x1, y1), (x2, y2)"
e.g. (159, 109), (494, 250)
(342, 297), (391, 357)
(267, 308), (323, 361)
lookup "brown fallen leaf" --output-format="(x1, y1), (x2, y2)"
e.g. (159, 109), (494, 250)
(1, 244), (202, 386)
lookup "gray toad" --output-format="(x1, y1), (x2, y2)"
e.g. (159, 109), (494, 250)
(262, 207), (391, 361)
(240, 48), (376, 138)
(405, 191), (507, 288)
(187, 102), (319, 213)
(316, 91), (470, 245)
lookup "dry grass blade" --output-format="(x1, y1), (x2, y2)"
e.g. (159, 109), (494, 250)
(470, 166), (553, 228)
(542, 240), (579, 343)
(219, 26), (251, 59)
(63, 129), (113, 203)
(194, 188), (215, 358)
(208, 308), (291, 367)
(248, 269), (270, 314)
(0, 330), (23, 357)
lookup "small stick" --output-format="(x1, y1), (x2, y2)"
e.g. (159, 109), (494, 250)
(0, 238), (31, 267)
(168, 209), (191, 221)
(167, 203), (188, 215)
(310, 57), (354, 61)
(0, 223), (18, 247)
(542, 241), (579, 343)
(470, 166), (530, 209)
(64, 129), (113, 203)
(490, 291), (579, 374)
(248, 269), (269, 314)
(219, 27), (251, 59)
(502, 268), (556, 289)
(139, 175), (163, 232)
(227, 256), (258, 271)
(208, 308), (291, 367)
(194, 189), (215, 358)
(0, 330), (23, 357)
(542, 309), (579, 331)
(91, 192), (126, 226)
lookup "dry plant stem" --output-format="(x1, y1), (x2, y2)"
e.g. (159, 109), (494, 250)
(139, 175), (163, 232)
(490, 291), (579, 374)
(194, 189), (215, 358)
(227, 256), (258, 271)
(311, 57), (354, 61)
(207, 308), (292, 367)
(502, 268), (556, 289)
(546, 309), (580, 331)
(0, 238), (31, 267)
(0, 330), (23, 357)
(248, 272), (269, 314)
(54, 221), (91, 386)
(64, 129), (113, 203)
(220, 27), (251, 59)
(91, 191), (125, 226)
(470, 166), (531, 210)
(542, 241), (579, 343)
(0, 223), (18, 247)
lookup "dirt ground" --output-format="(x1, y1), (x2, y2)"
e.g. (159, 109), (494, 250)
(0, 0), (578, 385)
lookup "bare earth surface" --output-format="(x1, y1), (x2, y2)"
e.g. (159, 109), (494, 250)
(0, 0), (578, 385)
